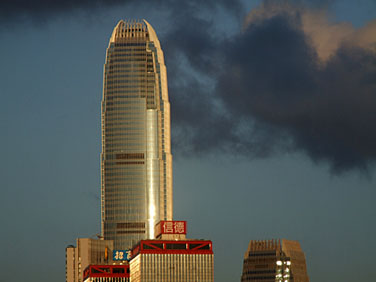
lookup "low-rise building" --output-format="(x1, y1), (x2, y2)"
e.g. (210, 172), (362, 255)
(66, 238), (113, 282)
(129, 220), (214, 282)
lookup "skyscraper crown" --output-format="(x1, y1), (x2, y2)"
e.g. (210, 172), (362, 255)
(108, 19), (164, 64)
(110, 20), (147, 42)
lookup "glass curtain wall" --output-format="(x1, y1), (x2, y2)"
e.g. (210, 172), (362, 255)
(101, 20), (173, 249)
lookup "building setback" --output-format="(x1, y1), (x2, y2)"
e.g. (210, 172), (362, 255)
(241, 239), (309, 282)
(101, 19), (173, 249)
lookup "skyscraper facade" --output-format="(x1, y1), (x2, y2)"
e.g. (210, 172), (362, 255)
(129, 239), (214, 282)
(101, 20), (173, 249)
(241, 239), (309, 282)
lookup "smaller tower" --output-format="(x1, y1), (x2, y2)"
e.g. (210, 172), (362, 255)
(241, 239), (309, 282)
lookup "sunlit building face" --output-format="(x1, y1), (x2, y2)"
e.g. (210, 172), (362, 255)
(241, 239), (309, 282)
(101, 20), (173, 249)
(129, 240), (214, 282)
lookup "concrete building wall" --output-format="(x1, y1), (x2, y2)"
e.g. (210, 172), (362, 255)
(129, 239), (213, 282)
(130, 253), (214, 282)
(282, 239), (309, 282)
(66, 246), (76, 282)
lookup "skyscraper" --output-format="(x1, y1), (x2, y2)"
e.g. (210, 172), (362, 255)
(241, 239), (309, 282)
(101, 20), (173, 249)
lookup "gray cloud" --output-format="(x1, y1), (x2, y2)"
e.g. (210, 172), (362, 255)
(0, 0), (242, 24)
(3, 0), (375, 173)
(168, 0), (376, 173)
(0, 0), (123, 23)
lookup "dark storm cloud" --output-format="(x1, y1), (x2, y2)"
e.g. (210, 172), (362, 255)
(0, 0), (125, 24)
(217, 15), (376, 172)
(0, 0), (242, 24)
(3, 0), (375, 173)
(168, 1), (376, 173)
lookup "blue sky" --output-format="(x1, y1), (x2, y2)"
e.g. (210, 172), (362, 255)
(1, 1), (375, 281)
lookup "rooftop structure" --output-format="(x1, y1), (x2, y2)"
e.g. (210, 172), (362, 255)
(83, 265), (130, 282)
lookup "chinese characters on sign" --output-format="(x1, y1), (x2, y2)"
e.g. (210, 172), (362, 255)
(113, 250), (131, 261)
(161, 221), (187, 234)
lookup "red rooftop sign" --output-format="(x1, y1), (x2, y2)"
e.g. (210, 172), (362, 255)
(155, 221), (187, 237)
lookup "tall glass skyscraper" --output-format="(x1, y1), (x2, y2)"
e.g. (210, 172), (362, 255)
(101, 20), (173, 249)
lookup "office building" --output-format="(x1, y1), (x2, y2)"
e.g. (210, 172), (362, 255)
(83, 265), (130, 282)
(129, 221), (213, 282)
(241, 239), (309, 282)
(280, 240), (310, 281)
(101, 19), (173, 249)
(66, 238), (113, 282)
